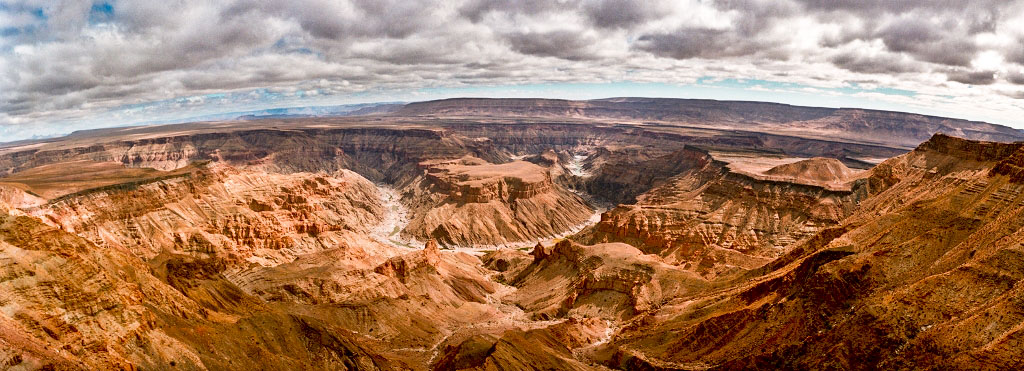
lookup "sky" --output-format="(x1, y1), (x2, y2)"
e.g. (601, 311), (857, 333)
(3, 0), (1024, 142)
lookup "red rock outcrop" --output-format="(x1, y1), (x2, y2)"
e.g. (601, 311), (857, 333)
(374, 239), (442, 283)
(0, 213), (398, 370)
(3, 109), (1023, 370)
(27, 164), (387, 268)
(510, 240), (707, 321)
(596, 134), (1024, 369)
(432, 317), (607, 371)
(421, 157), (554, 203)
(402, 156), (595, 247)
(578, 147), (863, 279)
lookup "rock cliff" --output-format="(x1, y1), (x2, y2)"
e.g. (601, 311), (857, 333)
(577, 147), (864, 279)
(1, 110), (1022, 369)
(597, 134), (1024, 369)
(401, 156), (595, 247)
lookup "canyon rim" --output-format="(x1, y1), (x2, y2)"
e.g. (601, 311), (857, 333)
(3, 1), (1024, 370)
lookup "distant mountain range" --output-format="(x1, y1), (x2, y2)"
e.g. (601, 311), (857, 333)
(395, 97), (1024, 148)
(141, 102), (405, 126)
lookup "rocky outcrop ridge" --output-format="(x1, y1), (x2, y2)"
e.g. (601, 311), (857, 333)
(579, 148), (863, 278)
(403, 157), (595, 247)
(991, 147), (1024, 183)
(28, 165), (386, 267)
(510, 240), (706, 321)
(374, 239), (442, 282)
(598, 133), (1024, 369)
(421, 157), (553, 204)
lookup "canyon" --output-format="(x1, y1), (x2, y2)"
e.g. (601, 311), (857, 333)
(1, 98), (1024, 370)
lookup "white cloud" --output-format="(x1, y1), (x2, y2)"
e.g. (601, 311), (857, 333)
(0, 0), (1023, 140)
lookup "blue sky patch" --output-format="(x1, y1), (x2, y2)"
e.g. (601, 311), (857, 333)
(89, 2), (114, 23)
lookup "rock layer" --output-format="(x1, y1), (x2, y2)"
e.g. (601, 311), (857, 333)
(577, 147), (864, 279)
(402, 156), (594, 247)
(598, 134), (1024, 369)
(1, 107), (1022, 370)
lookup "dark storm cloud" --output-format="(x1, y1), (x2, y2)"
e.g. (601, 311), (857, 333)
(631, 0), (795, 61)
(875, 18), (978, 66)
(505, 30), (598, 60)
(947, 70), (997, 85)
(223, 0), (437, 39)
(635, 28), (761, 60)
(582, 0), (663, 29)
(1008, 71), (1024, 85)
(460, 0), (669, 30)
(1007, 39), (1024, 65)
(829, 52), (923, 74)
(458, 0), (568, 22)
(795, 0), (1009, 16)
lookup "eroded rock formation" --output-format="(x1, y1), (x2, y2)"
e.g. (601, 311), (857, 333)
(401, 156), (595, 247)
(0, 105), (1021, 370)
(595, 134), (1024, 369)
(577, 147), (865, 279)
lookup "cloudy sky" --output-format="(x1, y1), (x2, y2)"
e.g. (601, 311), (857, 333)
(3, 0), (1024, 141)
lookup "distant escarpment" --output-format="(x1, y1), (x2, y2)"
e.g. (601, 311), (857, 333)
(397, 97), (1024, 148)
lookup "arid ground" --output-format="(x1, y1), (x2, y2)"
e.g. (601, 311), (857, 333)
(2, 98), (1024, 370)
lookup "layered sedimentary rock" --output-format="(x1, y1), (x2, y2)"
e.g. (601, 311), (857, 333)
(421, 157), (553, 203)
(432, 317), (607, 371)
(232, 239), (508, 365)
(27, 163), (387, 268)
(401, 156), (594, 247)
(1, 103), (1023, 370)
(509, 240), (707, 321)
(596, 134), (1024, 369)
(760, 157), (860, 189)
(0, 213), (397, 370)
(577, 147), (864, 279)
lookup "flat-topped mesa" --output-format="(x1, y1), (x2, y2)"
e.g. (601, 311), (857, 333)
(754, 157), (862, 191)
(421, 157), (553, 203)
(764, 157), (855, 182)
(917, 133), (1023, 162)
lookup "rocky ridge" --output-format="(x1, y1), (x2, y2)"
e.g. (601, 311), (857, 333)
(401, 156), (595, 247)
(595, 134), (1024, 369)
(0, 106), (1022, 370)
(577, 146), (865, 279)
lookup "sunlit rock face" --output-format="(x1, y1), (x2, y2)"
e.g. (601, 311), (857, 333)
(1, 102), (1023, 369)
